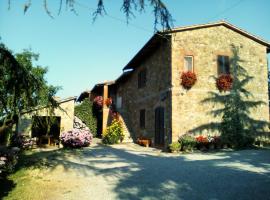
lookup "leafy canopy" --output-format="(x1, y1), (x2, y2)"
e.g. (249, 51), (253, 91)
(0, 43), (60, 135)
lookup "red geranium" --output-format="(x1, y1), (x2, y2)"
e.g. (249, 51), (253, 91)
(181, 71), (197, 89)
(196, 135), (208, 143)
(105, 98), (112, 107)
(216, 74), (233, 91)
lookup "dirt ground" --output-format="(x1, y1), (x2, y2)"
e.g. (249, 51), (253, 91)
(1, 139), (270, 200)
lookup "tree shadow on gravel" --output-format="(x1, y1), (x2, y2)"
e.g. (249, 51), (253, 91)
(2, 144), (270, 200)
(84, 145), (270, 200)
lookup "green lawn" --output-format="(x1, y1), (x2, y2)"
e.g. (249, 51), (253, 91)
(0, 148), (83, 200)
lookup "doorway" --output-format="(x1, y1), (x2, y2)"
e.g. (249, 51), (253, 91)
(155, 107), (165, 146)
(32, 116), (61, 145)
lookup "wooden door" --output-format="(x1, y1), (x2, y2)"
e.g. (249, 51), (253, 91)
(155, 107), (165, 146)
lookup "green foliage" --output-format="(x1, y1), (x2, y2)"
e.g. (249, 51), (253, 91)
(179, 135), (196, 151)
(168, 142), (181, 152)
(102, 120), (124, 144)
(75, 99), (97, 136)
(0, 44), (60, 137)
(202, 45), (268, 148)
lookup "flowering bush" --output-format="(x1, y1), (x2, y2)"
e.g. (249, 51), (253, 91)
(178, 134), (196, 151)
(195, 135), (208, 143)
(105, 97), (112, 107)
(60, 129), (93, 148)
(93, 96), (103, 108)
(181, 71), (197, 89)
(0, 148), (19, 176)
(109, 109), (120, 121)
(195, 135), (221, 150)
(102, 120), (124, 144)
(10, 134), (34, 149)
(216, 74), (233, 91)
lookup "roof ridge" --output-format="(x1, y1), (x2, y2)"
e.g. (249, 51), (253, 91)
(164, 20), (270, 49)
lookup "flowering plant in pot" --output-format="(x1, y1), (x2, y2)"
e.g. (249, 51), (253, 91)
(169, 142), (181, 153)
(181, 71), (197, 89)
(216, 74), (233, 92)
(195, 135), (208, 150)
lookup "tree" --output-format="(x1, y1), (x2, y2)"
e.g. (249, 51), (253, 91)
(201, 45), (268, 148)
(8, 0), (173, 30)
(0, 44), (60, 137)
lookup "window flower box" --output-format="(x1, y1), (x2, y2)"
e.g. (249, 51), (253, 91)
(216, 74), (233, 92)
(181, 71), (197, 89)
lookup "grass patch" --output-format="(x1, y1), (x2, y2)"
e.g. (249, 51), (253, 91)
(0, 148), (84, 200)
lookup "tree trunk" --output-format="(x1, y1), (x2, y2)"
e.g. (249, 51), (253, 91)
(0, 119), (14, 136)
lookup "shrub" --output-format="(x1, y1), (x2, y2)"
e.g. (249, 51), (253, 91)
(179, 134), (196, 151)
(220, 132), (254, 148)
(75, 99), (97, 136)
(169, 142), (181, 152)
(216, 74), (233, 91)
(102, 120), (124, 144)
(195, 135), (221, 150)
(10, 134), (34, 149)
(181, 71), (197, 89)
(60, 129), (93, 148)
(0, 147), (19, 176)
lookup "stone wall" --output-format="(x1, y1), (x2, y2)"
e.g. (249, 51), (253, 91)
(117, 39), (172, 146)
(171, 25), (269, 141)
(18, 99), (75, 137)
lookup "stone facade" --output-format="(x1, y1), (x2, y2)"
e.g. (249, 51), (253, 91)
(18, 97), (76, 137)
(98, 21), (270, 147)
(116, 39), (172, 146)
(171, 25), (269, 141)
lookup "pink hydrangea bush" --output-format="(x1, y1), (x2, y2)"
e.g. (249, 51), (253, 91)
(60, 129), (93, 148)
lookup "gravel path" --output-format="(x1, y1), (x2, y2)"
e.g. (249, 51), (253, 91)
(5, 140), (270, 200)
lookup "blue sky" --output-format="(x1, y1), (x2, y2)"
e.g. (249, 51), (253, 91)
(0, 0), (269, 98)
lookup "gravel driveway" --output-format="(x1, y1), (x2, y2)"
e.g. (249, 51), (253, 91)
(3, 140), (270, 200)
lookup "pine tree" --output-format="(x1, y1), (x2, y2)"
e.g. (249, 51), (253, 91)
(202, 45), (268, 148)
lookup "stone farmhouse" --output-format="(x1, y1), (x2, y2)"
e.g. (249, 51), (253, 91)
(18, 97), (76, 145)
(90, 21), (270, 148)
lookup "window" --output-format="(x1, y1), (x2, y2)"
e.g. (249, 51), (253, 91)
(184, 56), (193, 71)
(217, 55), (230, 75)
(138, 69), (147, 88)
(139, 109), (145, 129)
(116, 96), (122, 109)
